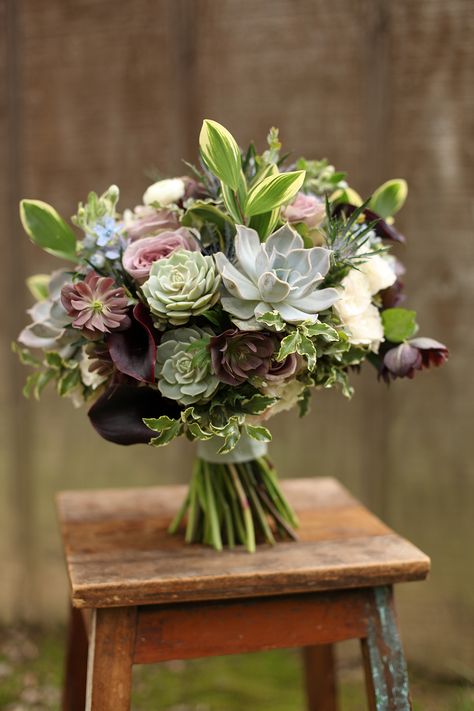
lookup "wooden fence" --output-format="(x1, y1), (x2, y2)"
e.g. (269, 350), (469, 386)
(1, 0), (473, 674)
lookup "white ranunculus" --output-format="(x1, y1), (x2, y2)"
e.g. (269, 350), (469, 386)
(358, 253), (397, 294)
(333, 269), (384, 352)
(143, 178), (185, 206)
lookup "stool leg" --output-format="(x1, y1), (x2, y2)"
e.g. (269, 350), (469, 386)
(302, 644), (338, 711)
(360, 586), (412, 711)
(62, 605), (88, 711)
(86, 607), (137, 711)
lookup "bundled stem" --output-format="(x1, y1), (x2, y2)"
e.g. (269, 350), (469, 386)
(168, 457), (299, 552)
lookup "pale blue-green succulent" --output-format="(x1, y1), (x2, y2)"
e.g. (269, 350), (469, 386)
(156, 326), (219, 405)
(214, 224), (339, 328)
(142, 250), (220, 326)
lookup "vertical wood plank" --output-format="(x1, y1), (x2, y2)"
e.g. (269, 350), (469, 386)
(302, 644), (338, 711)
(86, 607), (137, 711)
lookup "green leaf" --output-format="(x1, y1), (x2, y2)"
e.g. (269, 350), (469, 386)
(144, 416), (181, 433)
(244, 170), (305, 217)
(240, 393), (276, 415)
(12, 342), (41, 367)
(44, 351), (64, 369)
(256, 310), (286, 331)
(57, 368), (80, 397)
(369, 179), (408, 218)
(221, 183), (244, 222)
(186, 421), (213, 441)
(381, 308), (418, 343)
(20, 199), (78, 261)
(302, 321), (339, 341)
(276, 330), (300, 362)
(296, 334), (317, 371)
(26, 274), (50, 301)
(149, 421), (182, 447)
(249, 208), (281, 240)
(199, 119), (242, 190)
(182, 201), (235, 231)
(217, 423), (241, 454)
(245, 424), (272, 443)
(23, 368), (55, 399)
(329, 187), (363, 206)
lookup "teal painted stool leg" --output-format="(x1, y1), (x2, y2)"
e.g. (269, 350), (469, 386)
(361, 586), (412, 711)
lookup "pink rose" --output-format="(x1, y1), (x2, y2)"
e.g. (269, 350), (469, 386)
(122, 229), (200, 282)
(126, 206), (181, 241)
(282, 192), (325, 228)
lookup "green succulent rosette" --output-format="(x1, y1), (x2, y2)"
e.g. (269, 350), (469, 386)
(141, 249), (220, 326)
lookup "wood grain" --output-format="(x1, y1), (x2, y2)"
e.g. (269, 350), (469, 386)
(133, 589), (368, 664)
(302, 644), (338, 711)
(56, 478), (430, 609)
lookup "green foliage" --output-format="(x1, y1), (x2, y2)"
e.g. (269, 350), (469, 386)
(244, 171), (305, 217)
(296, 157), (346, 195)
(20, 200), (78, 261)
(199, 119), (243, 191)
(72, 184), (120, 232)
(182, 200), (234, 232)
(369, 179), (408, 218)
(26, 274), (50, 301)
(276, 321), (341, 371)
(382, 308), (418, 343)
(256, 310), (286, 331)
(245, 424), (272, 442)
(144, 415), (183, 447)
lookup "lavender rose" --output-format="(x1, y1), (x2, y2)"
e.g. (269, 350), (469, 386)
(125, 206), (181, 241)
(122, 228), (200, 282)
(209, 329), (276, 386)
(282, 192), (325, 228)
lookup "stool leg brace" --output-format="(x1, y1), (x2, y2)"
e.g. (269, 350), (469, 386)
(62, 585), (412, 711)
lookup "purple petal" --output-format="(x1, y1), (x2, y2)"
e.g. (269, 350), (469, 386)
(383, 342), (422, 378)
(107, 303), (159, 383)
(88, 384), (180, 445)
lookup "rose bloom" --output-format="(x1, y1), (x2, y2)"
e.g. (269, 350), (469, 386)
(122, 228), (199, 282)
(333, 269), (384, 352)
(124, 205), (181, 241)
(282, 192), (325, 229)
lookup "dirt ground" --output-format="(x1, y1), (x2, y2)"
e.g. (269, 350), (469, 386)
(0, 627), (473, 710)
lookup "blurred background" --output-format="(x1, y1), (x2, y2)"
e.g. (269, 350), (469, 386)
(1, 0), (473, 706)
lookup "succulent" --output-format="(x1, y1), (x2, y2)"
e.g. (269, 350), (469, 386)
(214, 224), (339, 328)
(18, 270), (77, 358)
(156, 326), (219, 405)
(61, 271), (130, 337)
(142, 250), (220, 326)
(210, 329), (276, 386)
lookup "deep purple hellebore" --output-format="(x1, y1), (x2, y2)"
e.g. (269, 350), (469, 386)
(382, 337), (448, 380)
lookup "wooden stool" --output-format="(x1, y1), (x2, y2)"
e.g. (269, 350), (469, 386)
(57, 477), (429, 711)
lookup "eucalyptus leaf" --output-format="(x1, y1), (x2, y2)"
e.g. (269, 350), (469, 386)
(244, 171), (305, 217)
(20, 199), (78, 261)
(382, 308), (418, 343)
(369, 179), (408, 219)
(199, 119), (242, 190)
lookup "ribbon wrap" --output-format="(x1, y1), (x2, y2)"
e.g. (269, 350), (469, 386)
(197, 432), (268, 463)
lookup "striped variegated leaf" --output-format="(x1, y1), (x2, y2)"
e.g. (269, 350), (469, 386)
(20, 199), (78, 261)
(199, 119), (242, 190)
(244, 170), (305, 217)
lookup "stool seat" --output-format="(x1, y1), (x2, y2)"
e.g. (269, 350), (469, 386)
(57, 477), (429, 609)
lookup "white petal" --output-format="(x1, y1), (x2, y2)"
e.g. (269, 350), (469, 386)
(234, 225), (262, 281)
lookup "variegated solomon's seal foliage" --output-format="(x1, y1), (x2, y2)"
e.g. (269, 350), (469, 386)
(15, 120), (448, 551)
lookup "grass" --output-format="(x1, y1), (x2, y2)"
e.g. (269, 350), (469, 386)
(0, 627), (473, 710)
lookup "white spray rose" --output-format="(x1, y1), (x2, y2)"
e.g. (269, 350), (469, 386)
(358, 253), (397, 294)
(333, 269), (384, 352)
(143, 178), (186, 206)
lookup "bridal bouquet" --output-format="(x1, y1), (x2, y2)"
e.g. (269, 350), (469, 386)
(16, 120), (448, 551)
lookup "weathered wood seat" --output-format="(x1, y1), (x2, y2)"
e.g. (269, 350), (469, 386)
(57, 477), (429, 710)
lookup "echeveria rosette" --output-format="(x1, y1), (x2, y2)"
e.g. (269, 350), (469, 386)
(210, 329), (276, 386)
(61, 271), (130, 337)
(156, 326), (219, 405)
(214, 224), (339, 329)
(142, 250), (220, 327)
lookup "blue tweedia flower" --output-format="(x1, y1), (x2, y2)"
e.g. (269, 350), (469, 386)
(92, 216), (125, 259)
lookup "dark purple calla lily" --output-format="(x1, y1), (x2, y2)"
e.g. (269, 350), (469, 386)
(382, 338), (448, 380)
(334, 203), (405, 243)
(88, 384), (181, 445)
(107, 303), (159, 383)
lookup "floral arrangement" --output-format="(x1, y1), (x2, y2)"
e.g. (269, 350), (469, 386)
(16, 120), (448, 552)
